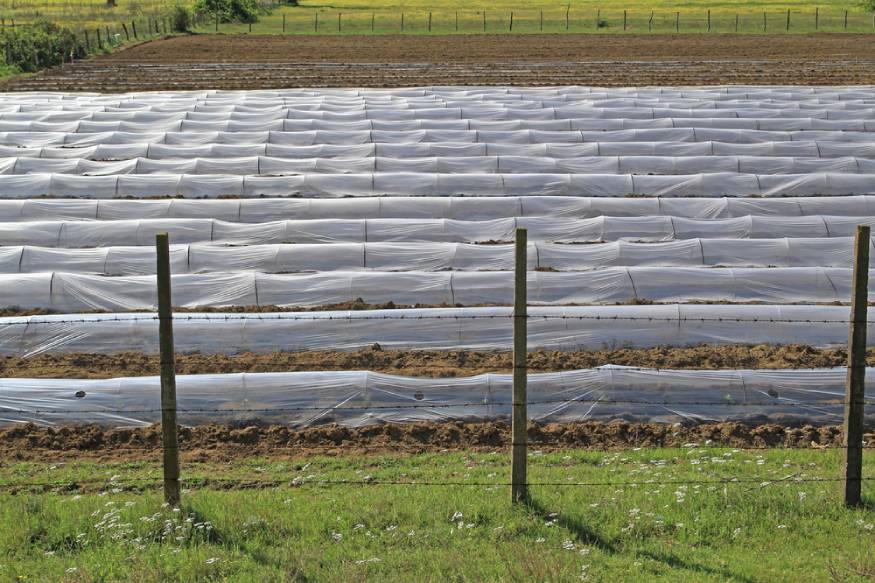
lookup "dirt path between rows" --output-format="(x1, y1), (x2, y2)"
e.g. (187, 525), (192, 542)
(6, 33), (875, 91)
(3, 421), (870, 463)
(0, 344), (862, 379)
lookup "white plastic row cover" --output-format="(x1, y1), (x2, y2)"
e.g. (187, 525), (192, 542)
(2, 196), (873, 222)
(5, 155), (875, 176)
(1, 268), (867, 311)
(2, 367), (865, 428)
(0, 172), (874, 198)
(0, 238), (866, 275)
(0, 305), (867, 356)
(6, 128), (875, 147)
(6, 117), (875, 134)
(5, 141), (875, 160)
(2, 215), (872, 246)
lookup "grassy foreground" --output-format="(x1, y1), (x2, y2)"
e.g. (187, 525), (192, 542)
(1, 447), (873, 582)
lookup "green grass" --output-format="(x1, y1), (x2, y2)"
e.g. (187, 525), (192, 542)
(1, 446), (873, 581)
(201, 4), (875, 35)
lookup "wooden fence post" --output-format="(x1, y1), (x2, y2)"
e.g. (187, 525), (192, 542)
(763, 11), (766, 32)
(400, 12), (403, 31)
(511, 227), (528, 504)
(371, 13), (374, 32)
(215, 10), (218, 31)
(84, 29), (90, 51)
(455, 11), (458, 31)
(707, 9), (711, 31)
(675, 11), (679, 32)
(843, 225), (869, 508)
(132, 20), (137, 39)
(429, 11), (432, 32)
(337, 12), (340, 32)
(315, 11), (318, 32)
(845, 10), (848, 28)
(815, 6), (818, 30)
(648, 10), (653, 32)
(509, 11), (513, 31)
(735, 13), (739, 32)
(623, 9), (627, 30)
(283, 13), (286, 32)
(540, 9), (543, 31)
(156, 232), (181, 507)
(566, 4), (570, 29)
(122, 21), (129, 40)
(786, 9), (790, 30)
(483, 10), (486, 31)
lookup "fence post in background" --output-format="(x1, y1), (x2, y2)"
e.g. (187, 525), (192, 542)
(371, 13), (374, 32)
(648, 10), (653, 32)
(283, 13), (286, 32)
(429, 11), (432, 32)
(400, 12), (403, 31)
(455, 11), (458, 31)
(815, 6), (819, 30)
(845, 10), (848, 28)
(566, 4), (570, 29)
(156, 232), (181, 507)
(843, 225), (869, 508)
(249, 20), (252, 33)
(106, 25), (111, 44)
(763, 11), (766, 32)
(623, 10), (627, 30)
(132, 20), (137, 39)
(540, 9), (543, 31)
(96, 28), (102, 49)
(509, 11), (513, 31)
(215, 10), (218, 31)
(511, 227), (528, 504)
(707, 9), (710, 31)
(786, 9), (790, 30)
(122, 22), (129, 40)
(337, 12), (340, 32)
(315, 11), (318, 32)
(675, 11), (679, 32)
(735, 13), (739, 32)
(483, 10), (486, 31)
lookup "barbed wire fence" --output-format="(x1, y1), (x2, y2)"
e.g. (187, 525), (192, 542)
(0, 226), (872, 508)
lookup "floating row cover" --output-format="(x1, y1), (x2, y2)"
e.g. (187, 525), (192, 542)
(1, 367), (870, 428)
(10, 128), (875, 147)
(4, 215), (875, 246)
(0, 238), (868, 275)
(0, 305), (869, 356)
(7, 141), (875, 160)
(6, 155), (875, 175)
(3, 195), (875, 222)
(1, 268), (868, 311)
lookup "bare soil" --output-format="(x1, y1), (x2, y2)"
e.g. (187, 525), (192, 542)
(0, 344), (863, 379)
(6, 33), (875, 91)
(2, 421), (871, 463)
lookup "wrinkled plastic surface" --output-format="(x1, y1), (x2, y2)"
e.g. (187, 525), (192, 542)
(0, 367), (868, 428)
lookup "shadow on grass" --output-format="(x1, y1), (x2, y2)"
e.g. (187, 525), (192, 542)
(524, 493), (757, 583)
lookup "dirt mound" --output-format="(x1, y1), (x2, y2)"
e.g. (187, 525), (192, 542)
(2, 420), (869, 462)
(0, 344), (859, 379)
(7, 34), (875, 92)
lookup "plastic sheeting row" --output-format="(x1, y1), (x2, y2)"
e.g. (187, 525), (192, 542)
(1, 172), (875, 198)
(8, 117), (875, 134)
(6, 141), (875, 160)
(1, 367), (868, 427)
(5, 215), (875, 247)
(8, 128), (875, 147)
(3, 195), (875, 222)
(3, 268), (869, 311)
(0, 305), (867, 356)
(6, 155), (875, 176)
(0, 238), (867, 275)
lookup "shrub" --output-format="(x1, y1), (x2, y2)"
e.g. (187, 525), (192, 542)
(193, 0), (264, 23)
(167, 3), (194, 31)
(1, 20), (79, 73)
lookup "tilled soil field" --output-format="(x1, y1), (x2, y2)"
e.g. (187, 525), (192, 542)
(6, 33), (875, 91)
(0, 344), (863, 379)
(3, 420), (870, 463)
